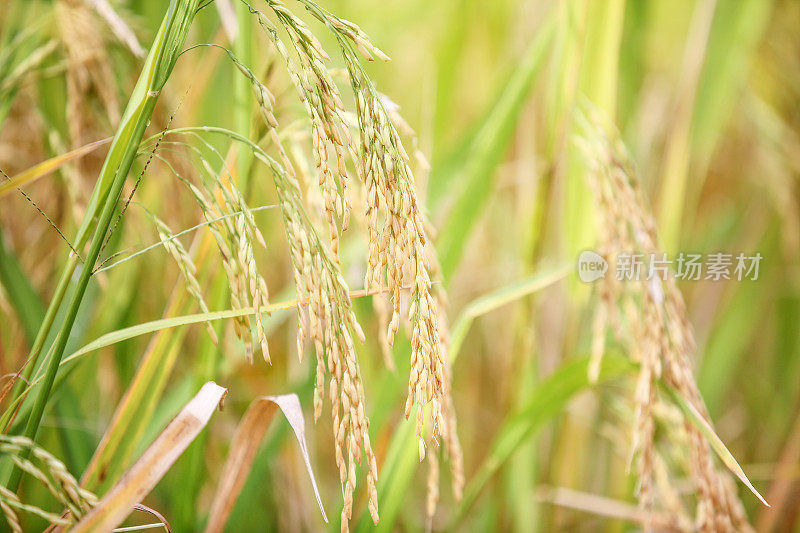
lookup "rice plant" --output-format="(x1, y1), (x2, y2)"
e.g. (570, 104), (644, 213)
(0, 0), (798, 531)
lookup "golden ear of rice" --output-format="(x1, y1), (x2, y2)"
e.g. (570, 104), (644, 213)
(577, 105), (753, 531)
(148, 212), (219, 346)
(0, 435), (99, 531)
(214, 2), (464, 528)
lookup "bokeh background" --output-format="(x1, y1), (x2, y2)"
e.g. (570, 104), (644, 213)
(0, 0), (799, 530)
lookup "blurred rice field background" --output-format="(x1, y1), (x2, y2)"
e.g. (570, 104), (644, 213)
(0, 0), (798, 531)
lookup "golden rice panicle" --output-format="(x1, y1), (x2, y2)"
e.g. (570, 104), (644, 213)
(185, 180), (249, 348)
(0, 435), (98, 529)
(148, 213), (218, 345)
(249, 1), (451, 444)
(55, 0), (120, 220)
(241, 1), (458, 524)
(426, 231), (464, 500)
(227, 16), (377, 524)
(322, 0), (462, 495)
(208, 188), (255, 360)
(577, 104), (751, 530)
(332, 43), (448, 442)
(422, 373), (464, 520)
(272, 167), (377, 532)
(250, 0), (356, 257)
(230, 50), (279, 129)
(416, 240), (464, 518)
(56, 0), (120, 144)
(182, 174), (272, 363)
(372, 292), (396, 371)
(576, 120), (664, 509)
(386, 96), (463, 498)
(219, 180), (272, 362)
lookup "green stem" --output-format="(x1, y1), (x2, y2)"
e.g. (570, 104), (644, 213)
(6, 94), (158, 493)
(5, 0), (200, 492)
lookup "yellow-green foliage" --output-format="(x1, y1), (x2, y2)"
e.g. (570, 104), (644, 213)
(0, 0), (797, 531)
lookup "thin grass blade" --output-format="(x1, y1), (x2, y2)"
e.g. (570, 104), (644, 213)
(0, 138), (112, 198)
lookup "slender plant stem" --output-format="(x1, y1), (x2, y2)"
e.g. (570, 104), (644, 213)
(5, 0), (200, 493)
(6, 94), (158, 493)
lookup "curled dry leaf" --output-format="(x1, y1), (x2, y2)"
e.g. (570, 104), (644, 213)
(45, 504), (173, 533)
(71, 382), (227, 533)
(205, 394), (326, 533)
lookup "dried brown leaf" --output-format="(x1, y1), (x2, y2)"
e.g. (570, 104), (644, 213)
(72, 382), (227, 532)
(204, 394), (326, 533)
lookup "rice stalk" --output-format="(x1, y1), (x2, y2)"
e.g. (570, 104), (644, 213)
(0, 435), (98, 530)
(139, 123), (376, 529)
(576, 104), (754, 532)
(187, 157), (271, 362)
(3, 0), (202, 492)
(144, 209), (219, 345)
(192, 3), (464, 524)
